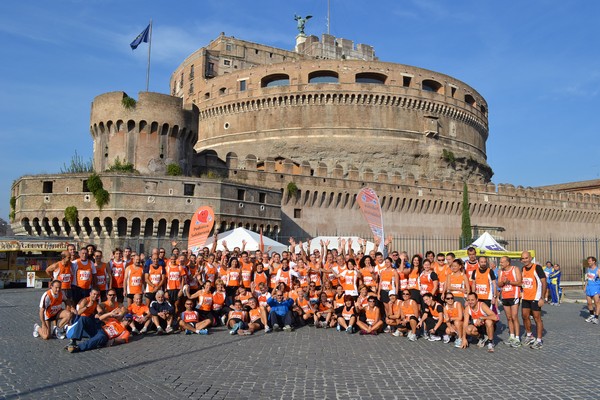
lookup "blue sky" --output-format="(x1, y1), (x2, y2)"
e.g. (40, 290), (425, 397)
(1, 0), (600, 221)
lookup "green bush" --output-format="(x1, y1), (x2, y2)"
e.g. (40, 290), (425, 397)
(64, 206), (78, 225)
(9, 196), (16, 210)
(9, 211), (15, 222)
(166, 163), (183, 176)
(60, 150), (94, 173)
(95, 189), (110, 209)
(87, 173), (103, 193)
(442, 149), (456, 164)
(287, 181), (298, 197)
(106, 157), (135, 173)
(122, 96), (137, 109)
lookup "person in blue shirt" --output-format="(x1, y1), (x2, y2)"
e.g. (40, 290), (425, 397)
(543, 261), (554, 302)
(267, 290), (295, 332)
(548, 264), (561, 305)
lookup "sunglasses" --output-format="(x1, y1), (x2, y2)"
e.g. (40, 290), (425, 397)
(445, 297), (454, 300)
(402, 293), (410, 296)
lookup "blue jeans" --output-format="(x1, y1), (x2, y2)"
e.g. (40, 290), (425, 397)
(78, 330), (108, 352)
(268, 309), (293, 327)
(67, 316), (99, 340)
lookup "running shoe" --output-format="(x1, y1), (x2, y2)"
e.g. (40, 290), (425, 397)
(33, 323), (40, 338)
(522, 335), (535, 346)
(510, 339), (522, 348)
(220, 315), (228, 325)
(585, 315), (595, 322)
(131, 328), (140, 335)
(346, 326), (353, 334)
(443, 335), (451, 344)
(283, 325), (293, 332)
(66, 344), (79, 353)
(477, 335), (488, 348)
(454, 338), (462, 348)
(55, 328), (66, 340)
(139, 327), (148, 334)
(383, 326), (391, 333)
(408, 332), (417, 342)
(156, 327), (165, 335)
(273, 323), (281, 331)
(197, 329), (209, 335)
(530, 340), (543, 350)
(237, 329), (251, 335)
(429, 335), (442, 341)
(265, 326), (272, 333)
(422, 332), (430, 341)
(593, 317), (599, 325)
(504, 337), (515, 346)
(185, 329), (193, 335)
(393, 330), (402, 337)
(165, 326), (174, 334)
(336, 324), (341, 332)
(487, 342), (495, 353)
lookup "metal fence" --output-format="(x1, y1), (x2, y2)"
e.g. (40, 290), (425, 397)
(117, 234), (594, 283)
(279, 234), (596, 283)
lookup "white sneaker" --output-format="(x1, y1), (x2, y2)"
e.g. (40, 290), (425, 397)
(593, 317), (599, 325)
(454, 338), (463, 348)
(429, 335), (442, 341)
(487, 342), (495, 353)
(283, 325), (293, 332)
(265, 326), (272, 333)
(383, 326), (391, 333)
(408, 332), (417, 342)
(273, 323), (281, 331)
(220, 315), (228, 325)
(477, 334), (488, 348)
(33, 323), (40, 338)
(55, 327), (66, 340)
(443, 335), (451, 344)
(392, 330), (401, 337)
(585, 315), (595, 323)
(165, 326), (174, 334)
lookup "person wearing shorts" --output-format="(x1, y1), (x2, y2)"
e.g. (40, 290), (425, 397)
(179, 300), (210, 335)
(584, 256), (600, 323)
(520, 251), (546, 350)
(33, 279), (73, 340)
(460, 292), (498, 352)
(239, 297), (268, 335)
(498, 256), (522, 347)
(397, 290), (419, 340)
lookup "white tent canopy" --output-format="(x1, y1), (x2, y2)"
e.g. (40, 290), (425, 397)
(291, 236), (377, 254)
(468, 232), (507, 252)
(201, 227), (288, 255)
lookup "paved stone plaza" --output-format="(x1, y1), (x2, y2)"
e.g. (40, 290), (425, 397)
(0, 288), (597, 399)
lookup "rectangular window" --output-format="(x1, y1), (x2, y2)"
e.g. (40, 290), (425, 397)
(294, 208), (302, 219)
(259, 192), (267, 203)
(402, 76), (412, 87)
(237, 189), (246, 201)
(223, 59), (231, 66)
(82, 180), (90, 192)
(226, 43), (232, 51)
(42, 181), (53, 193)
(239, 80), (247, 92)
(184, 184), (195, 196)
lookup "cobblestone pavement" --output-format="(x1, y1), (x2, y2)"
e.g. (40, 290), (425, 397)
(0, 288), (598, 399)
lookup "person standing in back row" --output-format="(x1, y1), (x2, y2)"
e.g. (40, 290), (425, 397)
(520, 251), (546, 350)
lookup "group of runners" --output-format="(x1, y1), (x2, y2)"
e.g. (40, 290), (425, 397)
(33, 237), (600, 353)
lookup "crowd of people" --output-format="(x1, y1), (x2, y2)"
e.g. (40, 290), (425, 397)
(33, 236), (598, 354)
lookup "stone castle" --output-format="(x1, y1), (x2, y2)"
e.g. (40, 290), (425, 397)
(10, 32), (600, 280)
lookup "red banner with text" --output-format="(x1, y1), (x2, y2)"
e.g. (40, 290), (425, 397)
(187, 206), (215, 254)
(357, 188), (385, 252)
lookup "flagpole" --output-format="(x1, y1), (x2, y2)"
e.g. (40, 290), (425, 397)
(146, 19), (152, 92)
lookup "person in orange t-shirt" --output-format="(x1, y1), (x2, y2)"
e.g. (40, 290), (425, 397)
(126, 293), (151, 334)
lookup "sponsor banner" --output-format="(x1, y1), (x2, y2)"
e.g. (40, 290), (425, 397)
(187, 206), (215, 254)
(357, 188), (385, 252)
(0, 240), (71, 252)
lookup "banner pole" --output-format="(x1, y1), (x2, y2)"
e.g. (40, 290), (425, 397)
(146, 19), (152, 92)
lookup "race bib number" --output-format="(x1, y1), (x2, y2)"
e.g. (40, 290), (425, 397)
(381, 281), (390, 291)
(131, 276), (142, 286)
(79, 270), (91, 281)
(475, 284), (487, 294)
(151, 275), (161, 284)
(97, 276), (106, 285)
(61, 274), (71, 283)
(522, 278), (533, 289)
(169, 272), (180, 281)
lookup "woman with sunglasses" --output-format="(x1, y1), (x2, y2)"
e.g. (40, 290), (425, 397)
(337, 295), (357, 333)
(397, 290), (420, 340)
(357, 295), (383, 335)
(443, 291), (464, 347)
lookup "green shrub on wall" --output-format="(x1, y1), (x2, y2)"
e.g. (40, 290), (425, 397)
(166, 163), (183, 176)
(64, 206), (78, 225)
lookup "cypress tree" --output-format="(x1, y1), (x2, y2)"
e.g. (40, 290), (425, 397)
(461, 182), (472, 248)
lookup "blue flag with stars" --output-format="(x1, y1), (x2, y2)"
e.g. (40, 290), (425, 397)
(130, 24), (150, 50)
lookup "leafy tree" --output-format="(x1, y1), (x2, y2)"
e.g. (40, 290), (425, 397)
(460, 182), (472, 248)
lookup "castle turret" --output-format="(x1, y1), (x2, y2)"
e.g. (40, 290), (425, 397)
(90, 91), (198, 175)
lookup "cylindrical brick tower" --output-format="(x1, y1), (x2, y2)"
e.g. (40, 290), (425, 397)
(90, 91), (199, 175)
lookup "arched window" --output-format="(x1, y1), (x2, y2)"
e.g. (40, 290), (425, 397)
(355, 72), (387, 84)
(261, 74), (290, 88)
(308, 70), (339, 83)
(465, 94), (476, 106)
(422, 79), (443, 94)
